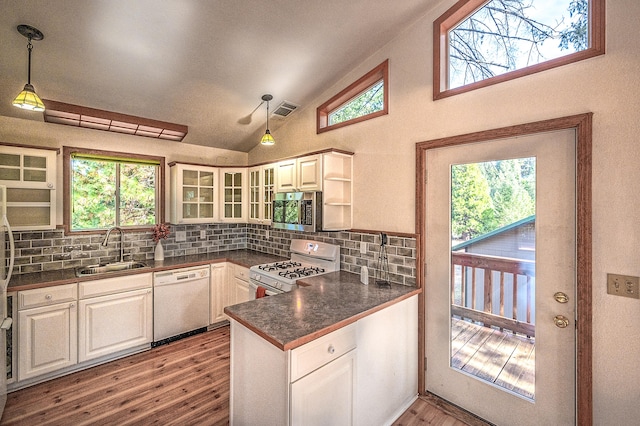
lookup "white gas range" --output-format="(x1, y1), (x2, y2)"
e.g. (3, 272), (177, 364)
(249, 239), (340, 298)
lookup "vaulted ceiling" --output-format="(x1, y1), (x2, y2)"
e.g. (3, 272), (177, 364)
(1, 0), (437, 152)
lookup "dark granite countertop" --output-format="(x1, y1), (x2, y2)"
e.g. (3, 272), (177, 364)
(224, 271), (421, 351)
(8, 249), (286, 292)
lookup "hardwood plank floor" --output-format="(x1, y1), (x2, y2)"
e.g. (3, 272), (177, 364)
(1, 325), (486, 425)
(1, 327), (231, 425)
(392, 393), (491, 426)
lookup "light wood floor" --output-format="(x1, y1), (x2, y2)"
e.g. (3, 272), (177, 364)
(1, 327), (231, 425)
(1, 325), (488, 425)
(451, 317), (535, 399)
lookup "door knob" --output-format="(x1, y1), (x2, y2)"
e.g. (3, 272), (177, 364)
(554, 292), (569, 303)
(554, 315), (570, 328)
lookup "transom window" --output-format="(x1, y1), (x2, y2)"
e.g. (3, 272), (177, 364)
(317, 60), (388, 133)
(64, 147), (164, 233)
(434, 0), (605, 99)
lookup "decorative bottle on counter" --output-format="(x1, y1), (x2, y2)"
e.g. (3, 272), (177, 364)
(155, 241), (165, 261)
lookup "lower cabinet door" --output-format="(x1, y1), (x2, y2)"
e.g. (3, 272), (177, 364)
(210, 263), (228, 324)
(78, 289), (153, 362)
(18, 301), (78, 381)
(233, 277), (250, 305)
(290, 350), (356, 426)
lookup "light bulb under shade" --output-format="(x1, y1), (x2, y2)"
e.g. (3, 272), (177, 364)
(13, 84), (45, 112)
(261, 129), (275, 145)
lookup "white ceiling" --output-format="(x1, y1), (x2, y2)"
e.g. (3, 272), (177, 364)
(1, 0), (438, 152)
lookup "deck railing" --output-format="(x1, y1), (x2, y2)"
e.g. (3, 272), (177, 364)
(451, 252), (535, 337)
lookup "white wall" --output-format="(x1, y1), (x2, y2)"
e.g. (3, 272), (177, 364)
(0, 115), (248, 222)
(249, 0), (640, 424)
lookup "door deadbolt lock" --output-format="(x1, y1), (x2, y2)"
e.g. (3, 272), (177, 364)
(554, 292), (569, 303)
(554, 315), (570, 328)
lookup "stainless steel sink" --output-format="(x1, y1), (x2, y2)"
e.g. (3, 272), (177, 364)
(75, 261), (149, 277)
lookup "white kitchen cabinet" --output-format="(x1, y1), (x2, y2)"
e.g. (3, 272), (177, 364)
(17, 284), (78, 381)
(169, 162), (218, 224)
(321, 151), (353, 231)
(290, 323), (357, 426)
(230, 295), (417, 426)
(210, 262), (229, 324)
(275, 151), (353, 230)
(220, 168), (248, 222)
(232, 279), (250, 305)
(355, 295), (418, 425)
(231, 321), (357, 426)
(229, 264), (250, 304)
(248, 163), (276, 225)
(291, 350), (356, 426)
(0, 144), (57, 230)
(78, 273), (153, 363)
(276, 154), (322, 193)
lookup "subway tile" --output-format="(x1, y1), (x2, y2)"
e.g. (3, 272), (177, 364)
(12, 223), (416, 287)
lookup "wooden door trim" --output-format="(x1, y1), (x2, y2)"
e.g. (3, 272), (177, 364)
(415, 113), (593, 425)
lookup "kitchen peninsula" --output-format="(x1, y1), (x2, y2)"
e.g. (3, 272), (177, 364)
(225, 271), (420, 426)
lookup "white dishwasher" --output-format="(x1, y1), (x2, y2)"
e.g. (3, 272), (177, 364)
(153, 266), (210, 345)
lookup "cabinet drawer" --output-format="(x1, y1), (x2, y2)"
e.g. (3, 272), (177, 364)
(232, 264), (249, 281)
(18, 283), (77, 310)
(290, 323), (357, 382)
(79, 272), (152, 299)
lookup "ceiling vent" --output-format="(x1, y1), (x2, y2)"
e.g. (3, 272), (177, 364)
(271, 101), (299, 119)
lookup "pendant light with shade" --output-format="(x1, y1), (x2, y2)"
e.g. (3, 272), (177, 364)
(260, 94), (275, 145)
(12, 24), (45, 112)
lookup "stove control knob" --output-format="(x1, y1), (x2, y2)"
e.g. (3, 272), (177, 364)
(254, 274), (261, 281)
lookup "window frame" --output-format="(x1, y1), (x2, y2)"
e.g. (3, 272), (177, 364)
(63, 146), (165, 235)
(433, 0), (606, 100)
(317, 59), (389, 134)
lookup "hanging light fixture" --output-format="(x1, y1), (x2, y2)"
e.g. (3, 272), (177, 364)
(260, 94), (275, 146)
(12, 24), (45, 112)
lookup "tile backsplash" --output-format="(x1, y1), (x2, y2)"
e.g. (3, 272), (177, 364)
(10, 224), (416, 287)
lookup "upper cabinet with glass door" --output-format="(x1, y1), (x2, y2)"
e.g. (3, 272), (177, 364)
(0, 144), (58, 230)
(169, 163), (218, 224)
(220, 168), (248, 223)
(248, 164), (275, 225)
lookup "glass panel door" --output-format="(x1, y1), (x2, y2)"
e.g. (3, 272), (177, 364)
(450, 158), (536, 399)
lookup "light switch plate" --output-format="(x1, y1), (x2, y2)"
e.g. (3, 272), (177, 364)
(607, 273), (640, 299)
(175, 230), (186, 242)
(200, 230), (206, 239)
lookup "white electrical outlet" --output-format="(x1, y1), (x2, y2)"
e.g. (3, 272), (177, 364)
(175, 231), (186, 242)
(265, 230), (270, 239)
(360, 241), (366, 254)
(200, 230), (206, 239)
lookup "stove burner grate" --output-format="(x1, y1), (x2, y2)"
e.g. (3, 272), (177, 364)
(279, 266), (326, 279)
(259, 261), (302, 272)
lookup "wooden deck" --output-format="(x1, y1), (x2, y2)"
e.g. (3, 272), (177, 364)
(451, 317), (535, 399)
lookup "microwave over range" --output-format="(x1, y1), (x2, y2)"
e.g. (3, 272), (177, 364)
(272, 191), (322, 232)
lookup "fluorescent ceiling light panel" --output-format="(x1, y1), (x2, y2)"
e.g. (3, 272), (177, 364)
(42, 99), (188, 142)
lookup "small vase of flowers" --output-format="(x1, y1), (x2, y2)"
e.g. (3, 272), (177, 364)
(152, 223), (170, 261)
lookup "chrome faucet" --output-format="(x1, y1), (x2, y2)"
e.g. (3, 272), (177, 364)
(102, 226), (125, 263)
